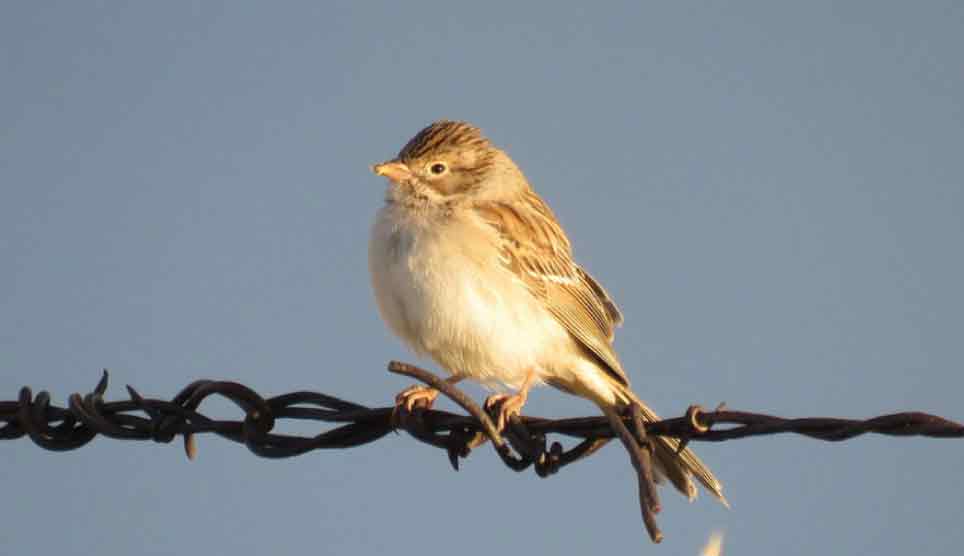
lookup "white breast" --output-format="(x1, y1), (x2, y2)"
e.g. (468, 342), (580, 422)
(369, 204), (569, 390)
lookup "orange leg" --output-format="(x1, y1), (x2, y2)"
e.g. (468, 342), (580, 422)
(393, 375), (463, 414)
(484, 369), (536, 431)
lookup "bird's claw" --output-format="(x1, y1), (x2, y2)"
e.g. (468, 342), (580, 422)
(484, 392), (527, 431)
(391, 384), (439, 426)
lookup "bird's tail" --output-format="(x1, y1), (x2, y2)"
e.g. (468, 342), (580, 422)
(604, 378), (728, 508)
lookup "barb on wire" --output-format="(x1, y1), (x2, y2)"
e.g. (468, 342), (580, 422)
(2, 361), (962, 544)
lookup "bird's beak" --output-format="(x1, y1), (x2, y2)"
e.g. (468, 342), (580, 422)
(371, 160), (412, 183)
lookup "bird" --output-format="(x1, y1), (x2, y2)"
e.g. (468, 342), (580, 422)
(368, 120), (725, 504)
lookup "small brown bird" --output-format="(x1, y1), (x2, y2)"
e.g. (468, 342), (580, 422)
(369, 120), (726, 504)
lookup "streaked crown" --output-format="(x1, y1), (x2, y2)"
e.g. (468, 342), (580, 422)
(398, 120), (493, 162)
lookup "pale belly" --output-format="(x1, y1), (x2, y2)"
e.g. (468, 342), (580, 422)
(369, 207), (571, 390)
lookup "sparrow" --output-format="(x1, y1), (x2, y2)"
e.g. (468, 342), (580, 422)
(368, 120), (725, 504)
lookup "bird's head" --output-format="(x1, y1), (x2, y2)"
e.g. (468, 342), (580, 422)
(372, 120), (528, 205)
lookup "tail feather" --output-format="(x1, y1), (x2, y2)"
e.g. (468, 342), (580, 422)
(608, 380), (729, 507)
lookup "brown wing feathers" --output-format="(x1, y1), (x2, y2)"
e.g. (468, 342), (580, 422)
(474, 194), (629, 386)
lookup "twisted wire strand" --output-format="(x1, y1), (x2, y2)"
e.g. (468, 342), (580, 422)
(3, 361), (961, 543)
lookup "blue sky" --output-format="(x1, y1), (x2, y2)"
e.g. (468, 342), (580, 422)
(2, 3), (963, 555)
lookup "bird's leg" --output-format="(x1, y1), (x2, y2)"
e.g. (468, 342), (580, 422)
(484, 369), (536, 431)
(394, 375), (463, 413)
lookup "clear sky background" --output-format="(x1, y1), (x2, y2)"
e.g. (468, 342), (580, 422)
(2, 3), (962, 555)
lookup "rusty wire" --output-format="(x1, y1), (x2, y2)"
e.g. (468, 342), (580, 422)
(3, 360), (962, 543)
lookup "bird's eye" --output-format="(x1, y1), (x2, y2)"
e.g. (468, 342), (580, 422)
(429, 162), (447, 175)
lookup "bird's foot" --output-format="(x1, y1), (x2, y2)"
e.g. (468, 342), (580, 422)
(392, 384), (439, 426)
(395, 384), (440, 411)
(484, 390), (528, 431)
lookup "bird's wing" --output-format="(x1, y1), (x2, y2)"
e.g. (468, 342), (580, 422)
(473, 191), (629, 385)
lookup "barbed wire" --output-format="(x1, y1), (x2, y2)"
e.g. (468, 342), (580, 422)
(3, 360), (961, 543)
